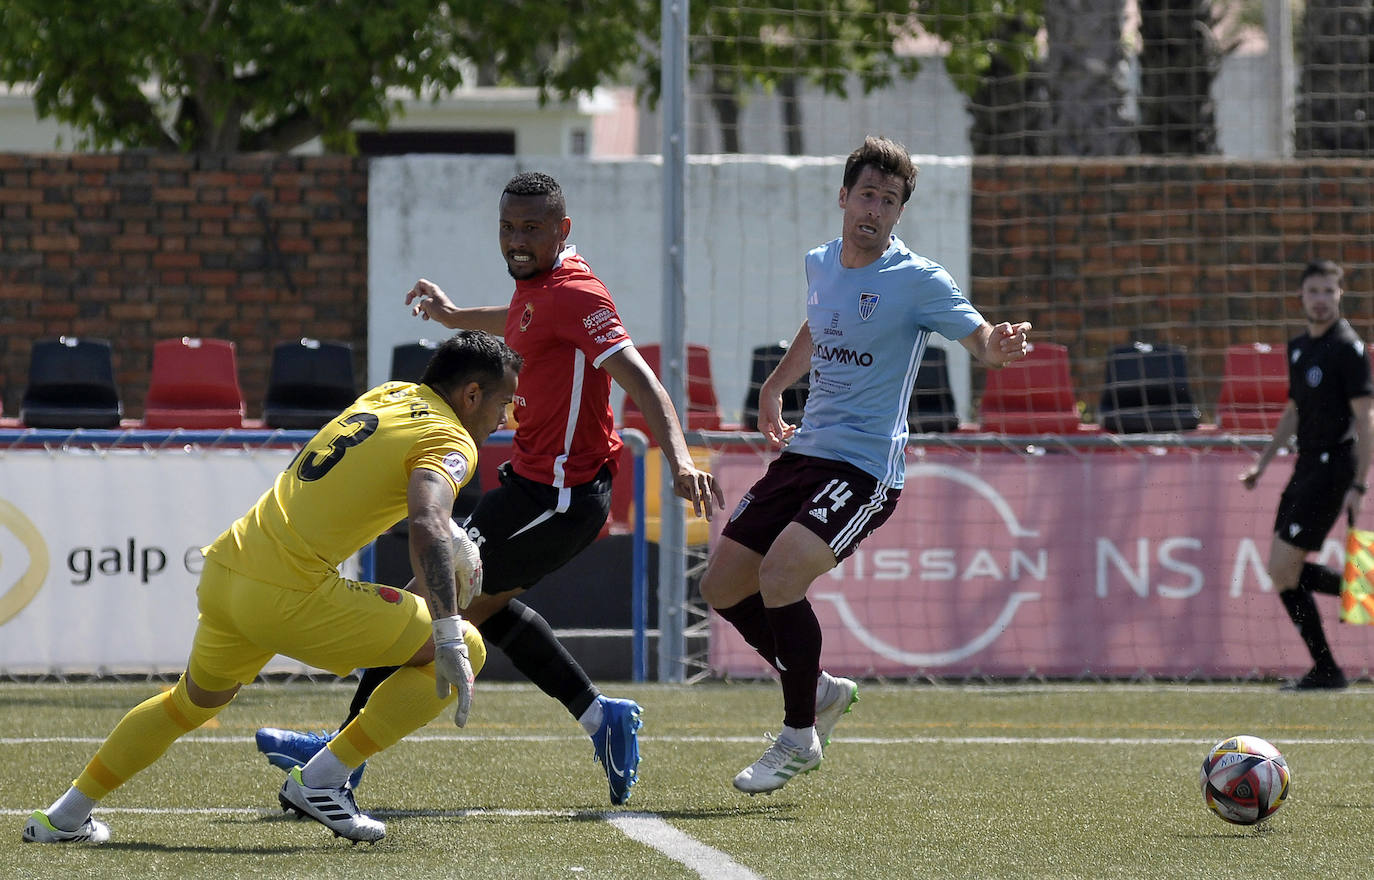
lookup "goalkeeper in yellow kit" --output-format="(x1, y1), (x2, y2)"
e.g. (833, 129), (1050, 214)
(22, 330), (521, 846)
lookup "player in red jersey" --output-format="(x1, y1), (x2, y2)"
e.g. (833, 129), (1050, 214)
(257, 172), (723, 805)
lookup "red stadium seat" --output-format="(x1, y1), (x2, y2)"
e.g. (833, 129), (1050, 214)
(1216, 343), (1288, 432)
(142, 337), (246, 429)
(621, 343), (723, 440)
(977, 342), (1083, 434)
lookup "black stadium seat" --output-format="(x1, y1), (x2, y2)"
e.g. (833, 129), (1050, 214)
(1099, 342), (1201, 433)
(742, 341), (808, 430)
(263, 338), (358, 430)
(20, 336), (123, 429)
(908, 345), (960, 433)
(389, 339), (440, 383)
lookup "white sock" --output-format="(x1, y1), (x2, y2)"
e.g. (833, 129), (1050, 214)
(300, 745), (354, 790)
(46, 787), (97, 831)
(578, 698), (604, 737)
(781, 724), (818, 748)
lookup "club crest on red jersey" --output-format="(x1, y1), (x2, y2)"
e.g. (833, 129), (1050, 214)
(520, 302), (534, 332)
(858, 292), (880, 321)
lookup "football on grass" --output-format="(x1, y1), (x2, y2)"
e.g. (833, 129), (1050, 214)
(1200, 735), (1290, 825)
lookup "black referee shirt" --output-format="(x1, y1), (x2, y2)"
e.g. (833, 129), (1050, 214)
(1288, 318), (1374, 452)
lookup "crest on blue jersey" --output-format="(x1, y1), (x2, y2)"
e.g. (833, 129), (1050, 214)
(858, 291), (880, 321)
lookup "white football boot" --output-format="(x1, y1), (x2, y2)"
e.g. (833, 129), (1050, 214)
(814, 672), (859, 748)
(278, 766), (385, 844)
(733, 726), (823, 795)
(22, 810), (110, 844)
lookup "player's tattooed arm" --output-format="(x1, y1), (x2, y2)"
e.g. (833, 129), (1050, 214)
(405, 467), (459, 620)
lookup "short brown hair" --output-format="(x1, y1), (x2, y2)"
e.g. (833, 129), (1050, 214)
(843, 136), (918, 204)
(1300, 259), (1343, 286)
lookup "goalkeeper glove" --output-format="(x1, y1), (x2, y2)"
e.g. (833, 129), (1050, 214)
(450, 518), (483, 609)
(432, 615), (474, 727)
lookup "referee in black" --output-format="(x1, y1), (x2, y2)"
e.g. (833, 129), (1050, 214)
(1241, 259), (1373, 690)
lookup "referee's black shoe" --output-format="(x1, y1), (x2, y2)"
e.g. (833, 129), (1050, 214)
(1280, 663), (1348, 691)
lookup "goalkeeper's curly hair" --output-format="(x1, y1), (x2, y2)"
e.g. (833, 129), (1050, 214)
(422, 330), (523, 398)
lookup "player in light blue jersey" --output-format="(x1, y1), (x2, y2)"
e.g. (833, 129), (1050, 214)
(700, 136), (1032, 795)
(788, 236), (982, 487)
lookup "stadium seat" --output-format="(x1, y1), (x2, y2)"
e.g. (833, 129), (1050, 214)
(389, 339), (440, 383)
(741, 341), (808, 431)
(977, 342), (1082, 434)
(263, 338), (358, 430)
(1098, 342), (1201, 433)
(909, 344), (960, 433)
(142, 337), (245, 429)
(609, 444), (712, 545)
(394, 339), (519, 430)
(19, 336), (123, 429)
(1217, 342), (1288, 432)
(621, 343), (723, 438)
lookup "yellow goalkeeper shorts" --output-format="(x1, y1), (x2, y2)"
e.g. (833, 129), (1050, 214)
(186, 559), (434, 690)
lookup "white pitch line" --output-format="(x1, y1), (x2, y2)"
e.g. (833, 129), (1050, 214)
(0, 807), (573, 819)
(604, 812), (765, 880)
(0, 803), (765, 877)
(7, 733), (1374, 747)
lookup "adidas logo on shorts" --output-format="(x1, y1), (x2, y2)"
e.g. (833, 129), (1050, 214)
(809, 507), (829, 523)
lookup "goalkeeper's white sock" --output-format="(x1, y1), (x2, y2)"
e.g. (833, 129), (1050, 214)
(578, 699), (604, 737)
(300, 745), (354, 790)
(45, 787), (98, 831)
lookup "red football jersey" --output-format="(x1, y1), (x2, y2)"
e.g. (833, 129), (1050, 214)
(504, 248), (628, 488)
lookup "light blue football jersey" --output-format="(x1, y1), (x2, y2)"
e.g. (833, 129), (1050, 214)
(784, 235), (983, 488)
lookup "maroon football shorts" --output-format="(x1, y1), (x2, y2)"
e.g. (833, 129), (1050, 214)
(720, 451), (901, 562)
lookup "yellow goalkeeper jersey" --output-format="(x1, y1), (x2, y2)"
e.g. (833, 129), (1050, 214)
(204, 381), (478, 588)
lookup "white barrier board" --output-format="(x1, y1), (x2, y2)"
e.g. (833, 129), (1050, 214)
(0, 448), (352, 676)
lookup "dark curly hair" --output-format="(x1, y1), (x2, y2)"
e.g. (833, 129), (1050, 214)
(503, 171), (566, 218)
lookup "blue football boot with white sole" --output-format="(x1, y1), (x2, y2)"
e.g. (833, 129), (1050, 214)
(591, 696), (643, 805)
(256, 728), (366, 789)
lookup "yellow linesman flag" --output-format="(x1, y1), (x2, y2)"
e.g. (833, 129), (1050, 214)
(1341, 528), (1374, 624)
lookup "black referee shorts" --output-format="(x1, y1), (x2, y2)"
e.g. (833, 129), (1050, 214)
(1274, 446), (1356, 552)
(461, 461), (613, 593)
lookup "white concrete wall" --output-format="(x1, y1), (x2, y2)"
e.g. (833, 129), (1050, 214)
(368, 154), (975, 426)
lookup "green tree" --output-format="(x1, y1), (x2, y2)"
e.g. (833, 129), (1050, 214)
(0, 0), (650, 152)
(651, 1), (1040, 155)
(928, 1), (1049, 156)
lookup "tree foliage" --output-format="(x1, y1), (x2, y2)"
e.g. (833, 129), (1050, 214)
(633, 0), (1040, 154)
(0, 0), (650, 152)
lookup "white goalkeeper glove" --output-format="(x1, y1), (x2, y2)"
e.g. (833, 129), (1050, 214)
(450, 518), (483, 609)
(432, 615), (474, 727)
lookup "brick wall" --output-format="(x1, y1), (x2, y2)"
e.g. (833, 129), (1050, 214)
(6, 154), (1374, 427)
(0, 153), (367, 421)
(970, 158), (1374, 419)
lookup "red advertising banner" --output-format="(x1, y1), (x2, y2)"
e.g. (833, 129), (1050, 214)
(709, 448), (1374, 679)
